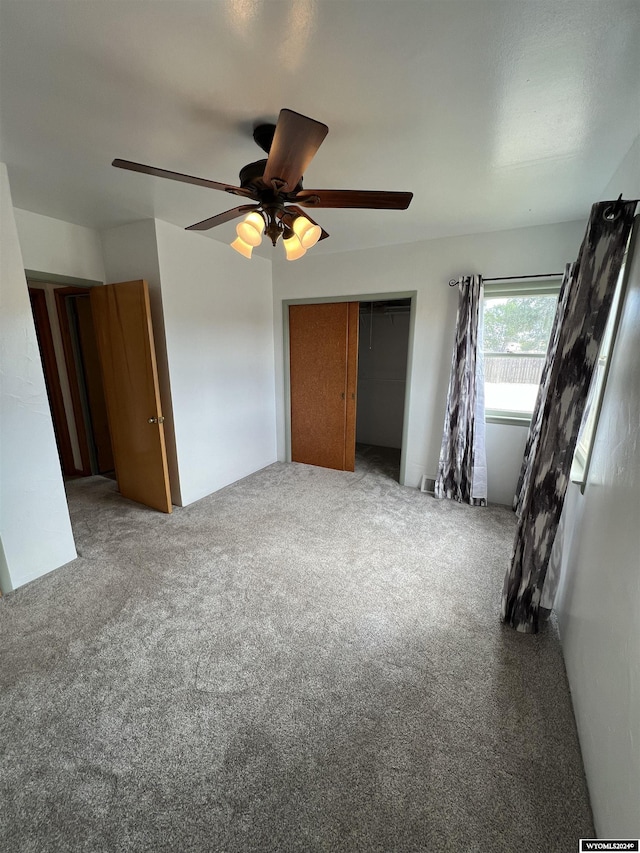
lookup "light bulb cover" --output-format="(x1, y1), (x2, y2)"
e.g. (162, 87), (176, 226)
(293, 215), (322, 249)
(230, 236), (253, 258)
(283, 232), (306, 261)
(236, 211), (264, 247)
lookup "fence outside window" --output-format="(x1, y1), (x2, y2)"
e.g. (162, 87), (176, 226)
(484, 352), (545, 385)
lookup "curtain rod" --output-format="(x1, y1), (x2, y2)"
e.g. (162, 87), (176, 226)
(484, 273), (562, 282)
(449, 273), (562, 286)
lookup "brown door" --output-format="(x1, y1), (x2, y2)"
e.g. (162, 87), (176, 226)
(90, 280), (172, 513)
(289, 302), (359, 471)
(75, 295), (115, 474)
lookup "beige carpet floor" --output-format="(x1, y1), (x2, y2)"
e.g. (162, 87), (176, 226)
(0, 450), (593, 851)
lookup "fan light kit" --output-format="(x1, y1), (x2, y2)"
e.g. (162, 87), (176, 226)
(113, 108), (413, 261)
(231, 209), (321, 260)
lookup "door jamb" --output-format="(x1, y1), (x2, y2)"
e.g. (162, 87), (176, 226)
(25, 270), (103, 289)
(283, 291), (417, 486)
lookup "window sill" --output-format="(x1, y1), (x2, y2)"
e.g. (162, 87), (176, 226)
(485, 413), (532, 427)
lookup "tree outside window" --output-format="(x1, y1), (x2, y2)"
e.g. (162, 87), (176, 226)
(484, 296), (557, 353)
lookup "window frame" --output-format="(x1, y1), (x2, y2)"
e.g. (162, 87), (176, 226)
(483, 277), (563, 426)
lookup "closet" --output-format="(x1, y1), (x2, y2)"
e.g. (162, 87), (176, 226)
(288, 298), (411, 479)
(356, 299), (411, 452)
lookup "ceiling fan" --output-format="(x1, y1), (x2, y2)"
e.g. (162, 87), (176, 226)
(113, 108), (413, 260)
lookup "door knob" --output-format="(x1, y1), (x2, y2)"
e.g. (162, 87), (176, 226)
(148, 416), (165, 424)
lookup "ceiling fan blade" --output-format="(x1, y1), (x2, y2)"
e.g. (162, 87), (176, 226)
(185, 205), (259, 231)
(262, 109), (328, 193)
(294, 189), (413, 210)
(284, 205), (329, 241)
(112, 159), (254, 198)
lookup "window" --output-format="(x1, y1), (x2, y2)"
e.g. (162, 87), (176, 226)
(483, 278), (561, 424)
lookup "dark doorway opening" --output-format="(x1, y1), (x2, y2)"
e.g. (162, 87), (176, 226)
(28, 282), (114, 478)
(356, 299), (411, 481)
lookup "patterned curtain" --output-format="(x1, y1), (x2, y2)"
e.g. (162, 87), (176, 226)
(434, 275), (487, 506)
(502, 200), (637, 633)
(512, 263), (573, 516)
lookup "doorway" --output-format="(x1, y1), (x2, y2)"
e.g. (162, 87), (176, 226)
(28, 280), (114, 478)
(285, 292), (415, 484)
(28, 278), (173, 513)
(356, 298), (411, 482)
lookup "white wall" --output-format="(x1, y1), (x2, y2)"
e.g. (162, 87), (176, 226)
(554, 136), (640, 837)
(100, 219), (181, 506)
(0, 164), (76, 592)
(13, 209), (108, 475)
(154, 220), (277, 506)
(598, 135), (640, 207)
(273, 219), (586, 493)
(357, 308), (410, 448)
(17, 213), (278, 512)
(14, 208), (105, 282)
(484, 422), (529, 506)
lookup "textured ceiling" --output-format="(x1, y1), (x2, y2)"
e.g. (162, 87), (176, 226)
(1, 0), (639, 257)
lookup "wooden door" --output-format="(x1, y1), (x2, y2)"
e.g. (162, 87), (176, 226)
(289, 302), (359, 471)
(75, 295), (115, 474)
(90, 280), (172, 513)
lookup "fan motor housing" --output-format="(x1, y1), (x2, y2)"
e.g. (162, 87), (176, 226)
(239, 158), (303, 196)
(238, 159), (268, 189)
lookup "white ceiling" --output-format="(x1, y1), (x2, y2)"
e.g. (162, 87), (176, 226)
(1, 0), (639, 257)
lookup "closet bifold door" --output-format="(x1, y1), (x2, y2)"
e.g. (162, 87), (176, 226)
(289, 302), (359, 471)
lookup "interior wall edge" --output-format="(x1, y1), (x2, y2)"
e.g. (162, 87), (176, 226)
(0, 163), (77, 591)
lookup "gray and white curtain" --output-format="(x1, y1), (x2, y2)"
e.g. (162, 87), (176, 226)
(512, 263), (573, 517)
(502, 200), (637, 633)
(434, 275), (487, 506)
